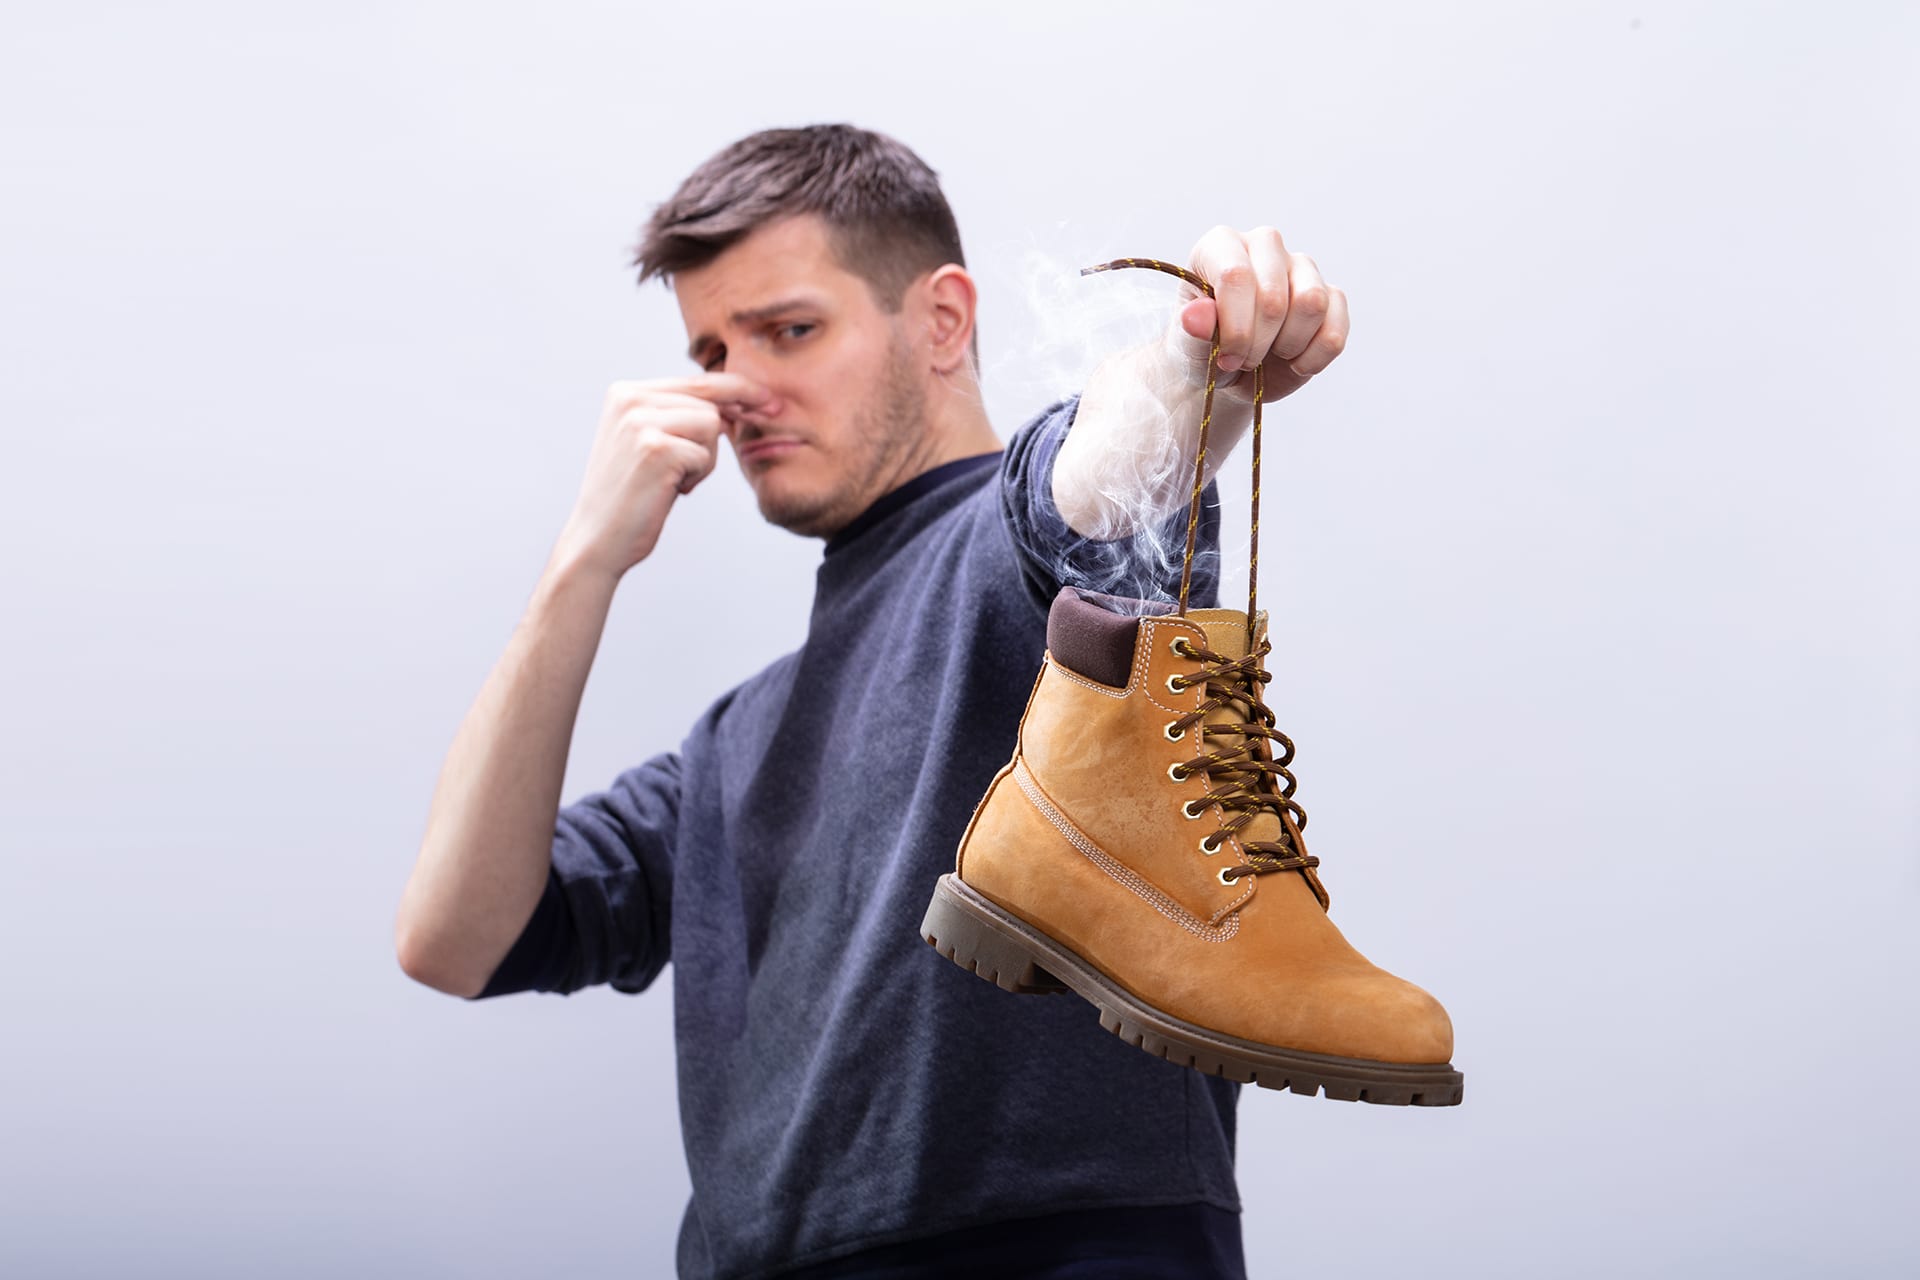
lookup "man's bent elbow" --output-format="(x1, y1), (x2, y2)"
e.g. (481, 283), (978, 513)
(394, 916), (492, 999)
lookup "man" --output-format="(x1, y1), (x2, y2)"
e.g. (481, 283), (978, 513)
(394, 124), (1348, 1280)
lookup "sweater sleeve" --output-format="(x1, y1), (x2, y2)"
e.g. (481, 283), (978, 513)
(999, 392), (1222, 617)
(468, 749), (680, 999)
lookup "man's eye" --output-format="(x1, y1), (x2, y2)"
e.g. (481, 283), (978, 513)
(780, 323), (815, 340)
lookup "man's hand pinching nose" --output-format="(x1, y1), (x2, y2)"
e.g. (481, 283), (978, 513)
(697, 372), (771, 443)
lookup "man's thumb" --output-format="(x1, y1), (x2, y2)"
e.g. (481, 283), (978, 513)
(1165, 304), (1234, 387)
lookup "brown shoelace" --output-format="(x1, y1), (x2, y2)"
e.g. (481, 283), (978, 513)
(1080, 257), (1324, 895)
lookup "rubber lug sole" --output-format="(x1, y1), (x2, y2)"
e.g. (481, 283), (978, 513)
(919, 872), (1464, 1107)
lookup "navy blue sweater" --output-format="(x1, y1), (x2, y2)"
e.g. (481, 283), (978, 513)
(472, 394), (1240, 1279)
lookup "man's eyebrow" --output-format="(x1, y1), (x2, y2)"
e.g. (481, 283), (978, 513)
(686, 296), (825, 363)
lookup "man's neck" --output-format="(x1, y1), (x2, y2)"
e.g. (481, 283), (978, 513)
(819, 369), (1002, 545)
(901, 370), (1002, 480)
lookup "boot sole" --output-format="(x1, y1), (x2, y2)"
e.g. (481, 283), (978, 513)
(920, 872), (1464, 1107)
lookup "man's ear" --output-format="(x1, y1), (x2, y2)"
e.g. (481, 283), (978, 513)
(919, 264), (977, 375)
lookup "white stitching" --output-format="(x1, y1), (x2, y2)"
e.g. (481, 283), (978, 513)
(1012, 759), (1238, 942)
(1047, 653), (1130, 699)
(1140, 618), (1205, 713)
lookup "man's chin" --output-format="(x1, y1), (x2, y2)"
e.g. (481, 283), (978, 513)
(753, 485), (843, 540)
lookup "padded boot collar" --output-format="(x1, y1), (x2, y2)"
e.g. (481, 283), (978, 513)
(1045, 586), (1175, 688)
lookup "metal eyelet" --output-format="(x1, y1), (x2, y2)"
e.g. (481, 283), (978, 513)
(1200, 835), (1223, 855)
(1218, 867), (1239, 886)
(1168, 762), (1189, 782)
(1171, 637), (1197, 658)
(1165, 673), (1186, 694)
(1181, 799), (1205, 820)
(1163, 719), (1184, 742)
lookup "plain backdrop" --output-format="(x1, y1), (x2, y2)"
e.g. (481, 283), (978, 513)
(3, 2), (1916, 1277)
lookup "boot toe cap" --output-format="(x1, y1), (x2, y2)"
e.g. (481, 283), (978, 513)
(1243, 967), (1455, 1065)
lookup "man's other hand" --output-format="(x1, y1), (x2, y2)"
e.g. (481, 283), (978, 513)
(552, 373), (770, 581)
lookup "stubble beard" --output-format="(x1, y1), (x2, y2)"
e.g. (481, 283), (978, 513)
(755, 337), (927, 540)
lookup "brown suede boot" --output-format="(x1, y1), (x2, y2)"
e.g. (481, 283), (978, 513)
(921, 587), (1462, 1104)
(918, 256), (1463, 1106)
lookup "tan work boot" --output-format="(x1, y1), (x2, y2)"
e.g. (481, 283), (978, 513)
(918, 253), (1463, 1106)
(920, 587), (1462, 1105)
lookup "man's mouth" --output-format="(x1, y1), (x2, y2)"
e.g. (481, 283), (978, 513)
(738, 436), (805, 463)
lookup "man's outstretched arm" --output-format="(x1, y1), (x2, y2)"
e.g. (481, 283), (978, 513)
(1053, 225), (1350, 540)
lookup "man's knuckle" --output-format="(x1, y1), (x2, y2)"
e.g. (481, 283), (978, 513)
(1218, 262), (1254, 290)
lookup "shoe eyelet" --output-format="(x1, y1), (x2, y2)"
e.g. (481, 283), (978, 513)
(1168, 762), (1190, 783)
(1218, 868), (1239, 886)
(1170, 637), (1196, 658)
(1164, 673), (1186, 694)
(1181, 799), (1205, 820)
(1200, 835), (1222, 855)
(1163, 719), (1184, 742)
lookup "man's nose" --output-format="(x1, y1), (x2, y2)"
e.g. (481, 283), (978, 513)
(726, 392), (786, 439)
(719, 349), (785, 418)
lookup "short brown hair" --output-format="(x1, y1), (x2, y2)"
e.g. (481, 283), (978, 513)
(631, 124), (973, 355)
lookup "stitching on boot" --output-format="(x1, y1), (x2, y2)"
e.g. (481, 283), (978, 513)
(1011, 760), (1240, 942)
(1048, 655), (1131, 699)
(1139, 619), (1205, 713)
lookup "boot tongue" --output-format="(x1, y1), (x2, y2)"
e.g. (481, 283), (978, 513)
(1178, 607), (1299, 869)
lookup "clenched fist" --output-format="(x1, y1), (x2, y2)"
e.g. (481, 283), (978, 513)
(1056, 225), (1350, 541)
(1170, 225), (1350, 405)
(553, 373), (769, 580)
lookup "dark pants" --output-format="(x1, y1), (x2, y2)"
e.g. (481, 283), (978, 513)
(773, 1202), (1248, 1279)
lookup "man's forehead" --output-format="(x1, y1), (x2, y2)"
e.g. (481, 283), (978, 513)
(680, 216), (838, 296)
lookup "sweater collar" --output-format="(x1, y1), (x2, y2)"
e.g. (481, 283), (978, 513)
(821, 450), (1003, 559)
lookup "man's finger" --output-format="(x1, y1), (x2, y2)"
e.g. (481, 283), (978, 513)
(1273, 253), (1330, 364)
(668, 370), (771, 404)
(638, 372), (773, 406)
(623, 401), (731, 449)
(1188, 225), (1256, 373)
(1245, 227), (1292, 374)
(1285, 282), (1349, 378)
(662, 435), (717, 495)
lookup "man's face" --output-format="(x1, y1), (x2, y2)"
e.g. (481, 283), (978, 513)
(676, 214), (928, 539)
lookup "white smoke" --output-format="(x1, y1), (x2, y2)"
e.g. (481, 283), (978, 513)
(984, 228), (1250, 617)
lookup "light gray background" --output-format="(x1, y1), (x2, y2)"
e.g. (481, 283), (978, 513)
(3, 2), (1915, 1277)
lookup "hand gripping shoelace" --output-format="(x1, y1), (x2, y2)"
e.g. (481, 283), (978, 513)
(1081, 257), (1326, 899)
